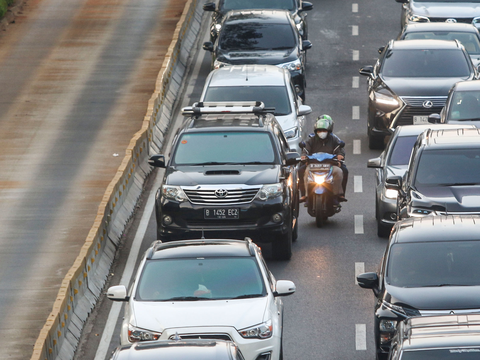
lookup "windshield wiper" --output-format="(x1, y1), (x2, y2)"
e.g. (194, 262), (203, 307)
(238, 161), (275, 165)
(163, 296), (213, 301)
(439, 183), (479, 186)
(420, 283), (471, 287)
(230, 294), (263, 299)
(186, 162), (233, 166)
(456, 118), (480, 121)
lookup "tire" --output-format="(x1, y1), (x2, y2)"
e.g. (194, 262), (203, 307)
(315, 194), (325, 228)
(292, 218), (298, 242)
(377, 221), (392, 238)
(272, 220), (293, 261)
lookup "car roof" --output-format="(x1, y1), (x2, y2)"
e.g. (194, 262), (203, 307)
(181, 113), (277, 133)
(395, 124), (476, 137)
(401, 314), (480, 350)
(393, 216), (480, 243)
(453, 79), (480, 91)
(403, 22), (479, 34)
(224, 10), (291, 24)
(391, 39), (462, 50)
(146, 239), (257, 260)
(420, 127), (480, 148)
(206, 65), (288, 87)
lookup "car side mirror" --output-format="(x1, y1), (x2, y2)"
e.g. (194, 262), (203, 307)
(428, 113), (441, 124)
(274, 280), (296, 297)
(378, 46), (385, 54)
(356, 272), (379, 290)
(302, 40), (313, 51)
(395, 0), (408, 3)
(367, 157), (382, 168)
(148, 154), (166, 168)
(298, 104), (312, 116)
(385, 176), (402, 191)
(203, 2), (216, 11)
(299, 1), (313, 12)
(359, 65), (374, 77)
(285, 152), (301, 165)
(107, 285), (129, 302)
(203, 41), (214, 52)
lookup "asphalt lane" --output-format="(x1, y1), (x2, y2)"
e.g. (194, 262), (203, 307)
(78, 0), (403, 359)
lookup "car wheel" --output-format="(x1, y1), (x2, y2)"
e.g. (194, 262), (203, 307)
(292, 217), (298, 242)
(272, 220), (293, 261)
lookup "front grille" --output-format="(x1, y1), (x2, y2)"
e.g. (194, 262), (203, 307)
(429, 17), (474, 24)
(183, 187), (260, 205)
(169, 333), (232, 341)
(401, 96), (447, 108)
(395, 106), (444, 126)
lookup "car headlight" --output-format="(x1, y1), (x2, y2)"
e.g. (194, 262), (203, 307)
(255, 183), (283, 201)
(214, 24), (222, 32)
(276, 59), (301, 71)
(161, 185), (187, 202)
(384, 188), (398, 199)
(239, 320), (273, 339)
(128, 325), (162, 342)
(284, 126), (299, 139)
(382, 301), (420, 317)
(409, 15), (429, 23)
(374, 92), (399, 107)
(295, 22), (303, 33)
(213, 59), (230, 69)
(314, 174), (326, 185)
(378, 319), (397, 344)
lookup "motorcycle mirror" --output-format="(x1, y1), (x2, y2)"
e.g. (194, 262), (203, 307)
(299, 141), (306, 149)
(338, 140), (346, 148)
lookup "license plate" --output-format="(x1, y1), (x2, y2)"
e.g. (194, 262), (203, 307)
(204, 208), (239, 219)
(413, 115), (429, 124)
(311, 163), (330, 169)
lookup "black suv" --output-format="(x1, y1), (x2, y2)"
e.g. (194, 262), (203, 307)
(357, 215), (480, 359)
(359, 39), (477, 149)
(202, 10), (312, 102)
(386, 128), (480, 219)
(148, 102), (300, 260)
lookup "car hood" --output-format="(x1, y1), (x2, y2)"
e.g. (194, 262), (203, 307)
(382, 76), (470, 97)
(275, 113), (297, 132)
(386, 164), (409, 178)
(385, 284), (480, 310)
(165, 165), (280, 186)
(217, 49), (298, 65)
(411, 2), (480, 18)
(132, 297), (268, 332)
(414, 185), (480, 212)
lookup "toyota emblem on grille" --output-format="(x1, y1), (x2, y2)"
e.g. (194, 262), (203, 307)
(423, 100), (434, 108)
(215, 189), (228, 198)
(446, 18), (457, 23)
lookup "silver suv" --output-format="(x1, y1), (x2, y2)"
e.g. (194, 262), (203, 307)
(200, 65), (311, 153)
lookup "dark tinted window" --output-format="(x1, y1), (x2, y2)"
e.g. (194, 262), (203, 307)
(381, 49), (471, 77)
(221, 0), (295, 11)
(204, 86), (292, 116)
(388, 135), (418, 166)
(386, 241), (480, 287)
(173, 132), (277, 165)
(403, 32), (480, 54)
(448, 91), (480, 120)
(220, 23), (296, 51)
(401, 348), (480, 359)
(414, 148), (480, 186)
(136, 258), (266, 301)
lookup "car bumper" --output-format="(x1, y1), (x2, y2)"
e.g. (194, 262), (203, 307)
(377, 192), (397, 226)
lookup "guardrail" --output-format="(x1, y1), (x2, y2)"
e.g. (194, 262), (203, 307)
(30, 0), (202, 359)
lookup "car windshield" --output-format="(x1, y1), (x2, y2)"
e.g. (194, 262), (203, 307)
(173, 132), (277, 165)
(401, 348), (480, 359)
(204, 86), (292, 116)
(221, 0), (295, 11)
(414, 148), (480, 186)
(388, 135), (418, 166)
(136, 257), (266, 301)
(387, 241), (480, 288)
(381, 49), (471, 78)
(219, 23), (296, 51)
(448, 91), (480, 120)
(404, 32), (480, 55)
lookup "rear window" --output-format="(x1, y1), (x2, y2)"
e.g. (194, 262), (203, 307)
(448, 91), (480, 120)
(388, 135), (418, 166)
(221, 0), (295, 11)
(401, 348), (480, 359)
(387, 241), (480, 288)
(219, 23), (296, 51)
(204, 86), (292, 116)
(381, 49), (471, 78)
(173, 132), (277, 165)
(403, 31), (480, 55)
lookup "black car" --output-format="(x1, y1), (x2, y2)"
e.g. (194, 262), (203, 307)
(357, 215), (480, 359)
(203, 0), (313, 42)
(429, 79), (480, 128)
(148, 102), (300, 260)
(387, 128), (480, 219)
(389, 314), (480, 360)
(203, 10), (312, 101)
(359, 39), (477, 149)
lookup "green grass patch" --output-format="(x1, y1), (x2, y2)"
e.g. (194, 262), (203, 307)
(0, 0), (15, 18)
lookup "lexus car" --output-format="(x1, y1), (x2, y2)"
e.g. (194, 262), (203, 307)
(203, 0), (313, 42)
(359, 39), (477, 149)
(107, 238), (296, 360)
(357, 215), (480, 359)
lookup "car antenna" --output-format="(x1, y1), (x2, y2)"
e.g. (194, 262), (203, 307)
(201, 229), (205, 240)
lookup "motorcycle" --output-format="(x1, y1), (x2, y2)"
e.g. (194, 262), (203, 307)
(300, 141), (345, 228)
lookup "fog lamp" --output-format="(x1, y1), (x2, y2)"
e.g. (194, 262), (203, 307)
(163, 215), (173, 226)
(272, 213), (283, 223)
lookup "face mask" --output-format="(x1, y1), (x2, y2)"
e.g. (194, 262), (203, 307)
(317, 132), (328, 139)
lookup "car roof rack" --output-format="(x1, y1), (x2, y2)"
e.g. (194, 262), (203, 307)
(182, 101), (275, 116)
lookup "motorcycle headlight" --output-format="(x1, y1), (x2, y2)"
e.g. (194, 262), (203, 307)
(284, 126), (299, 139)
(161, 185), (187, 202)
(214, 59), (230, 69)
(384, 188), (398, 199)
(314, 174), (326, 185)
(128, 325), (162, 342)
(409, 15), (429, 23)
(277, 59), (301, 71)
(239, 320), (273, 339)
(374, 92), (399, 107)
(255, 183), (283, 201)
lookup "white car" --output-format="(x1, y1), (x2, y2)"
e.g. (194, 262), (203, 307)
(107, 238), (296, 360)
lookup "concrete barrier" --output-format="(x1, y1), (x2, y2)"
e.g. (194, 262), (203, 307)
(30, 0), (203, 359)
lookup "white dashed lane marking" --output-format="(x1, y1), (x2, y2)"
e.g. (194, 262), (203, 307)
(352, 105), (360, 119)
(352, 76), (359, 88)
(352, 25), (359, 36)
(352, 50), (359, 61)
(356, 324), (367, 350)
(355, 215), (364, 234)
(354, 176), (363, 193)
(353, 139), (361, 154)
(352, 3), (358, 13)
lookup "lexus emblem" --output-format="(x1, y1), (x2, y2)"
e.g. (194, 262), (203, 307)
(450, 310), (455, 314)
(215, 189), (228, 198)
(423, 100), (434, 108)
(446, 18), (457, 23)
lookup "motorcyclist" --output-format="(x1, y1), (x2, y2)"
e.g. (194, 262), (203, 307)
(299, 115), (348, 203)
